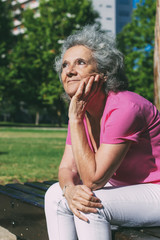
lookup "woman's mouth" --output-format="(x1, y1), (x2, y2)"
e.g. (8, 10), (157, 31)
(67, 79), (80, 83)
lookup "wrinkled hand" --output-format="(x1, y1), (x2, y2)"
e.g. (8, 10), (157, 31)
(69, 74), (104, 121)
(64, 184), (103, 222)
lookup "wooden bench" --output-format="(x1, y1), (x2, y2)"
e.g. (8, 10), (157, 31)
(0, 180), (56, 240)
(0, 181), (160, 240)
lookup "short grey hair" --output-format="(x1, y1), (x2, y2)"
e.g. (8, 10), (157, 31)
(55, 25), (128, 94)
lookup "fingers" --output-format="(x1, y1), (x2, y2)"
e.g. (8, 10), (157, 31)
(77, 74), (105, 99)
(73, 200), (98, 213)
(77, 196), (103, 209)
(70, 185), (103, 219)
(70, 198), (102, 222)
(75, 185), (101, 203)
(74, 75), (97, 98)
(75, 80), (86, 98)
(77, 190), (102, 205)
(72, 207), (89, 222)
(65, 184), (103, 222)
(74, 73), (106, 103)
(84, 75), (96, 96)
(70, 196), (103, 222)
(73, 190), (102, 207)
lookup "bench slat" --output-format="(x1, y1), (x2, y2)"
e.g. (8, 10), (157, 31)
(0, 192), (48, 240)
(24, 182), (50, 191)
(142, 228), (160, 238)
(0, 185), (44, 208)
(115, 228), (160, 240)
(6, 183), (46, 199)
(43, 180), (57, 185)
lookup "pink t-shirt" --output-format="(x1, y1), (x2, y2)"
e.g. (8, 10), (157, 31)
(66, 91), (160, 186)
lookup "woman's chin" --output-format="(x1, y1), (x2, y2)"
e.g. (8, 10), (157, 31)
(65, 85), (79, 98)
(67, 91), (76, 98)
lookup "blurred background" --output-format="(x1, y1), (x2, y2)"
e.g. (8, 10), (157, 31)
(0, 0), (157, 127)
(0, 0), (159, 184)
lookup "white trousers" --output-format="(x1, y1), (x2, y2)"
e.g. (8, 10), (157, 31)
(45, 182), (160, 240)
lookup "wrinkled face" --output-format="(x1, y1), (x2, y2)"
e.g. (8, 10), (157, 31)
(61, 45), (97, 97)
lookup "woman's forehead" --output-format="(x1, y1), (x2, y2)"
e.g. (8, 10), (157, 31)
(63, 45), (93, 61)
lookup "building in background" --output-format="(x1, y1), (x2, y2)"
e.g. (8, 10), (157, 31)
(11, 0), (40, 35)
(10, 0), (133, 36)
(92, 0), (133, 35)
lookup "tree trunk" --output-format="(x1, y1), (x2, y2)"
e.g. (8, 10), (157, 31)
(57, 110), (62, 127)
(35, 111), (40, 125)
(3, 114), (7, 122)
(154, 0), (160, 110)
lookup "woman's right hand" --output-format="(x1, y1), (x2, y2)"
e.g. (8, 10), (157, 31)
(64, 184), (103, 222)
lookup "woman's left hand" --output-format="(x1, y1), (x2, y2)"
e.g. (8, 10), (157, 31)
(68, 74), (103, 121)
(64, 184), (103, 222)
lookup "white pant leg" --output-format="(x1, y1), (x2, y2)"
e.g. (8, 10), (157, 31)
(44, 182), (77, 240)
(45, 183), (160, 240)
(96, 183), (160, 227)
(74, 211), (112, 240)
(75, 183), (160, 240)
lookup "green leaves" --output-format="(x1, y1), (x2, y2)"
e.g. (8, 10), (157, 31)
(0, 0), (15, 107)
(117, 0), (156, 102)
(4, 0), (99, 124)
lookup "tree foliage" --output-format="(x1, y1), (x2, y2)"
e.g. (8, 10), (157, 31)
(0, 0), (17, 121)
(0, 0), (13, 62)
(9, 0), (99, 124)
(117, 0), (156, 102)
(0, 0), (14, 101)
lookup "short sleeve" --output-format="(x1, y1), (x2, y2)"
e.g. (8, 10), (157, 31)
(101, 103), (145, 144)
(66, 122), (72, 145)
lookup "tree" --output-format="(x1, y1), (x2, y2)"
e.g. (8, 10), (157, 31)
(0, 0), (15, 120)
(117, 0), (156, 102)
(10, 0), (99, 125)
(154, 0), (160, 110)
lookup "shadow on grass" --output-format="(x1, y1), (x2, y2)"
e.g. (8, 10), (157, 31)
(0, 152), (9, 155)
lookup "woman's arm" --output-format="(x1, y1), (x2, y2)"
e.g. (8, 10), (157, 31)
(68, 75), (131, 190)
(58, 144), (103, 222)
(58, 144), (81, 188)
(69, 119), (130, 190)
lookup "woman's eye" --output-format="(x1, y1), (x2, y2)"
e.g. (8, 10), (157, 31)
(77, 59), (86, 65)
(62, 62), (68, 68)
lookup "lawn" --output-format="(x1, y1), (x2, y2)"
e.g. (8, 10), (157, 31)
(0, 127), (67, 184)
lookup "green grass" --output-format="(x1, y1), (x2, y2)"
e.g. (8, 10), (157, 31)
(0, 121), (68, 128)
(0, 127), (67, 185)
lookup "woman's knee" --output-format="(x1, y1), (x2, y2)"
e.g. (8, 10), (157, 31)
(45, 182), (62, 206)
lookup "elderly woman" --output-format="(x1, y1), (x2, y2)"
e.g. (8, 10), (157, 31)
(45, 25), (160, 240)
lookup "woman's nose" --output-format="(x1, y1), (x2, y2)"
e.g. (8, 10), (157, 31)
(66, 64), (77, 77)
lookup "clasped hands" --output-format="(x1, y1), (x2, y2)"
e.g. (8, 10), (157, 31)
(64, 184), (103, 222)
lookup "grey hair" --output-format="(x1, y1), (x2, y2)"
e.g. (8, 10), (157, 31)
(55, 25), (128, 94)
